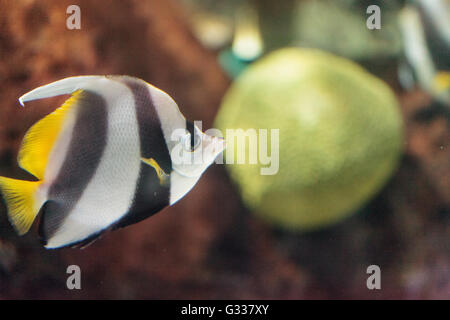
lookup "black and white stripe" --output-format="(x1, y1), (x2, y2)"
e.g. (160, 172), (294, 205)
(113, 77), (172, 229)
(39, 90), (108, 245)
(42, 78), (142, 248)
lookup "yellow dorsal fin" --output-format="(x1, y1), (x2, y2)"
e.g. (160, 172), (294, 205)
(141, 157), (170, 185)
(0, 177), (44, 235)
(18, 90), (82, 180)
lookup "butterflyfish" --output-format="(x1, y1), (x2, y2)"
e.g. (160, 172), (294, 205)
(0, 75), (225, 249)
(399, 0), (450, 106)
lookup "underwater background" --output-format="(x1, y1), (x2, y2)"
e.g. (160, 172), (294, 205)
(0, 0), (448, 299)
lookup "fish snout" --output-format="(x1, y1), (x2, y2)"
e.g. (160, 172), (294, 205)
(211, 136), (226, 154)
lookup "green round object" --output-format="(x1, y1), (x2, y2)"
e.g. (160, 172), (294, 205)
(215, 48), (403, 230)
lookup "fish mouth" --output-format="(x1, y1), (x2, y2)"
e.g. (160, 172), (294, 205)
(205, 134), (226, 148)
(215, 136), (226, 151)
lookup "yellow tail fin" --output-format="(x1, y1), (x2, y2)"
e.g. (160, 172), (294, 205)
(0, 177), (44, 235)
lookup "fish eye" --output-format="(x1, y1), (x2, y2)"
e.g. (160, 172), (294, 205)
(180, 133), (191, 151)
(185, 121), (202, 152)
(192, 127), (202, 150)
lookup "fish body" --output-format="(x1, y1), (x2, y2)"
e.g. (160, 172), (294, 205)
(399, 0), (450, 106)
(0, 76), (225, 249)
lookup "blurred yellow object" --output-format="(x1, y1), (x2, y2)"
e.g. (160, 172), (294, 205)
(190, 12), (233, 50)
(231, 3), (263, 61)
(215, 48), (404, 230)
(433, 72), (450, 94)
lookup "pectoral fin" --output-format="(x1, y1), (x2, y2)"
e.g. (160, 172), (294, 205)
(141, 157), (169, 185)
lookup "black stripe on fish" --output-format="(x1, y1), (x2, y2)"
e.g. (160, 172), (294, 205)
(120, 77), (172, 173)
(114, 163), (170, 229)
(113, 77), (171, 229)
(186, 120), (195, 150)
(38, 91), (108, 246)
